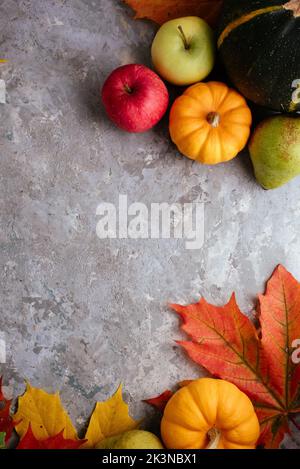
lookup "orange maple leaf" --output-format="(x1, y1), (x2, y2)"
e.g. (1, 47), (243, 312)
(17, 424), (86, 449)
(170, 265), (300, 448)
(0, 377), (16, 444)
(123, 0), (224, 27)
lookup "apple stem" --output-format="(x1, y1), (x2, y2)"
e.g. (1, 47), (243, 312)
(178, 25), (190, 50)
(124, 84), (133, 94)
(207, 112), (221, 128)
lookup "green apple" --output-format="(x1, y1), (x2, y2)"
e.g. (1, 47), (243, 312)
(151, 16), (215, 86)
(96, 430), (164, 449)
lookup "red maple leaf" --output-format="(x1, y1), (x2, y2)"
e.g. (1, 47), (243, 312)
(169, 265), (300, 448)
(123, 0), (224, 27)
(17, 424), (86, 449)
(144, 390), (173, 412)
(0, 377), (16, 444)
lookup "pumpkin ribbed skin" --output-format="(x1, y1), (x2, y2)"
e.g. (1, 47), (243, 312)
(218, 0), (300, 113)
(161, 378), (260, 449)
(169, 82), (252, 165)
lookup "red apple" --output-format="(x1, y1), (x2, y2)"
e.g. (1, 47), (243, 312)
(101, 64), (169, 133)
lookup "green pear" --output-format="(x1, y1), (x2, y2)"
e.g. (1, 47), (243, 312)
(96, 430), (164, 449)
(249, 116), (300, 189)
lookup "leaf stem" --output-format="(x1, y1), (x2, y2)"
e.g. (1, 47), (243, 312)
(289, 415), (300, 432)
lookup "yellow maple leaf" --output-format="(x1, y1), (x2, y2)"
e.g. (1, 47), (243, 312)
(84, 385), (139, 448)
(14, 383), (77, 440)
(123, 0), (224, 27)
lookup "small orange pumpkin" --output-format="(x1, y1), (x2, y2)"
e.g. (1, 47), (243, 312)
(161, 378), (260, 449)
(169, 81), (252, 165)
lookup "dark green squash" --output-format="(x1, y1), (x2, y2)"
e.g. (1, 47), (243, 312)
(218, 0), (300, 113)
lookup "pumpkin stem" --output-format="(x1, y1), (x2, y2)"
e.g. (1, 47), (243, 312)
(178, 25), (190, 50)
(207, 112), (221, 128)
(206, 428), (221, 449)
(284, 0), (300, 17)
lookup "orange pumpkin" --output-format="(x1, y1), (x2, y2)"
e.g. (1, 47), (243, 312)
(161, 378), (260, 449)
(169, 81), (252, 165)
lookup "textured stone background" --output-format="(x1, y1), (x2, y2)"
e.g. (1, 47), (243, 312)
(1, 0), (300, 445)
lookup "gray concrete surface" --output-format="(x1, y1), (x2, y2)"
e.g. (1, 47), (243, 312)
(0, 0), (300, 445)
